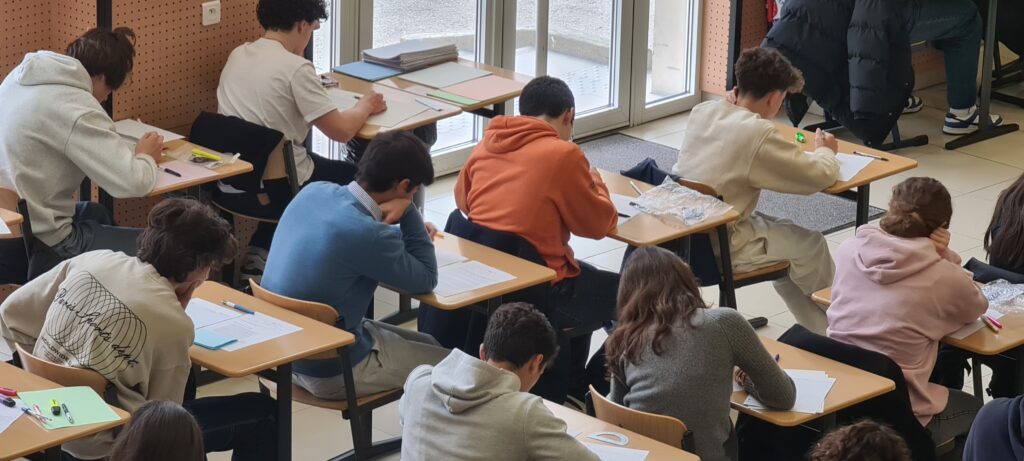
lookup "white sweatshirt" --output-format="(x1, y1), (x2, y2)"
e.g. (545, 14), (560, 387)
(0, 250), (193, 459)
(400, 349), (599, 461)
(0, 51), (156, 246)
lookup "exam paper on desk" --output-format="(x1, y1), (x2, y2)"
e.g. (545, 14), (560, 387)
(200, 313), (302, 352)
(435, 260), (515, 298)
(436, 248), (468, 268)
(114, 119), (185, 143)
(154, 159), (218, 190)
(583, 443), (650, 461)
(744, 369), (835, 414)
(805, 151), (873, 182)
(328, 90), (429, 128)
(948, 308), (1005, 340)
(0, 398), (21, 435)
(186, 298), (242, 329)
(610, 193), (641, 218)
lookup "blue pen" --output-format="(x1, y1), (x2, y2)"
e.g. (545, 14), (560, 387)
(221, 300), (254, 315)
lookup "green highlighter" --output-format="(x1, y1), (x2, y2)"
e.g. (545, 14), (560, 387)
(795, 132), (806, 143)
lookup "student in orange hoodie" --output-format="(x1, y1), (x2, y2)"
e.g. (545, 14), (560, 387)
(451, 76), (619, 403)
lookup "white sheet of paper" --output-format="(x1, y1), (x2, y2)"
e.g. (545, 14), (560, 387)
(114, 119), (185, 142)
(805, 151), (874, 182)
(583, 443), (650, 461)
(436, 249), (468, 268)
(0, 218), (9, 235)
(398, 62), (492, 89)
(0, 398), (22, 435)
(949, 309), (1005, 340)
(328, 89), (363, 111)
(199, 312), (302, 352)
(186, 298), (242, 329)
(155, 159), (218, 190)
(745, 369), (836, 414)
(366, 99), (428, 128)
(610, 193), (641, 218)
(435, 260), (515, 298)
(567, 427), (583, 438)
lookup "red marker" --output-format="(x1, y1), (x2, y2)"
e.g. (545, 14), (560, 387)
(0, 387), (16, 397)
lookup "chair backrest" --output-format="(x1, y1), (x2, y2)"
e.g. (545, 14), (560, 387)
(588, 385), (688, 449)
(189, 112), (293, 194)
(15, 343), (109, 396)
(444, 209), (545, 266)
(249, 280), (340, 360)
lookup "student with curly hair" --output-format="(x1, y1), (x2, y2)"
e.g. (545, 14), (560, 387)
(809, 420), (911, 461)
(672, 47), (839, 334)
(827, 177), (986, 453)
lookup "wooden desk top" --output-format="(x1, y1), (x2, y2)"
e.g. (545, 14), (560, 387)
(326, 72), (462, 138)
(600, 169), (741, 247)
(403, 234), (556, 311)
(149, 140), (254, 197)
(813, 287), (1024, 356)
(0, 362), (130, 461)
(773, 124), (918, 194)
(1, 208), (22, 227)
(188, 282), (355, 377)
(544, 401), (700, 461)
(377, 59), (533, 112)
(730, 337), (895, 427)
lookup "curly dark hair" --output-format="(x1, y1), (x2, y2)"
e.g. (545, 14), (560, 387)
(808, 420), (911, 461)
(483, 303), (558, 369)
(735, 47), (804, 99)
(257, 0), (328, 31)
(136, 198), (237, 283)
(66, 27), (136, 90)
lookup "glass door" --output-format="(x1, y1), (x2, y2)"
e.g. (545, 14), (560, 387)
(630, 0), (702, 123)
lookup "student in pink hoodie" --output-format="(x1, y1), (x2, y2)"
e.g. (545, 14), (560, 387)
(827, 177), (987, 451)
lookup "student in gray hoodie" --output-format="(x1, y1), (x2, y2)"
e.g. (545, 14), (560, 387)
(0, 28), (163, 264)
(400, 303), (599, 461)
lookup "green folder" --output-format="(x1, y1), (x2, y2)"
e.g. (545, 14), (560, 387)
(426, 90), (479, 107)
(18, 386), (120, 430)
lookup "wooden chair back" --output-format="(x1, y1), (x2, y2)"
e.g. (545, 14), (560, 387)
(15, 343), (109, 396)
(249, 280), (340, 360)
(588, 385), (688, 449)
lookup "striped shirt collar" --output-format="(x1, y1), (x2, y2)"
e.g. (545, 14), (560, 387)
(347, 182), (383, 222)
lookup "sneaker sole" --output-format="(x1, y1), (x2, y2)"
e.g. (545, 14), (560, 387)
(903, 105), (924, 114)
(943, 125), (976, 135)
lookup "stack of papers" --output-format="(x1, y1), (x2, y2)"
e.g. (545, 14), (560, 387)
(113, 119), (185, 145)
(185, 299), (301, 351)
(435, 260), (515, 298)
(332, 61), (404, 82)
(327, 89), (429, 128)
(745, 369), (836, 414)
(362, 40), (458, 71)
(949, 308), (1005, 340)
(583, 443), (649, 461)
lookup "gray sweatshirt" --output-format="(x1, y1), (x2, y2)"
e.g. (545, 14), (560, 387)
(610, 308), (796, 461)
(400, 349), (599, 461)
(0, 51), (156, 246)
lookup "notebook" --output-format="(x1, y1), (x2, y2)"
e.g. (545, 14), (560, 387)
(442, 75), (526, 102)
(399, 62), (492, 89)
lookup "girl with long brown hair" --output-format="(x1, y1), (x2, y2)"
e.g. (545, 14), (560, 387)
(605, 247), (794, 461)
(985, 172), (1024, 274)
(107, 400), (204, 461)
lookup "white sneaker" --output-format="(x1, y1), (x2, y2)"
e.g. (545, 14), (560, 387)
(943, 105), (1004, 135)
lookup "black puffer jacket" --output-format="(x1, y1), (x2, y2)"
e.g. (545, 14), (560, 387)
(764, 0), (915, 145)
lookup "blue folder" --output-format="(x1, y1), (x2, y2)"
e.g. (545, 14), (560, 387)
(194, 329), (237, 350)
(332, 61), (404, 82)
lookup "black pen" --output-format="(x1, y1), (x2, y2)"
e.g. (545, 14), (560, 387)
(160, 167), (182, 177)
(852, 151), (888, 162)
(62, 403), (74, 424)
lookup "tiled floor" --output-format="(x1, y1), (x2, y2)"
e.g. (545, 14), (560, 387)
(208, 83), (1021, 459)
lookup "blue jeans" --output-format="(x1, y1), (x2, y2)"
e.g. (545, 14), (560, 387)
(908, 0), (983, 109)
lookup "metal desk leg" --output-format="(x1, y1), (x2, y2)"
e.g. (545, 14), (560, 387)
(972, 356), (984, 399)
(276, 363), (293, 461)
(381, 294), (417, 326)
(716, 225), (736, 308)
(855, 184), (870, 227)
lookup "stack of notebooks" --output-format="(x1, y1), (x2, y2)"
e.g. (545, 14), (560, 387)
(362, 39), (458, 71)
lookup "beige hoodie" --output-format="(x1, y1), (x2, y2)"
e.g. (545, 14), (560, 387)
(0, 250), (193, 459)
(400, 349), (599, 461)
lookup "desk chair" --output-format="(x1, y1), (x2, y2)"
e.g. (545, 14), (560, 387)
(0, 188), (28, 285)
(189, 112), (299, 287)
(675, 179), (788, 324)
(586, 385), (693, 451)
(0, 188), (60, 281)
(248, 281), (402, 461)
(15, 344), (110, 398)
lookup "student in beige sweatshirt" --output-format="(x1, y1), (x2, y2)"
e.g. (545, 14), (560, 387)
(0, 199), (276, 461)
(672, 47), (840, 333)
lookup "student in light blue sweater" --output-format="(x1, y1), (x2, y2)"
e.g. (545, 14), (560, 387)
(261, 131), (448, 399)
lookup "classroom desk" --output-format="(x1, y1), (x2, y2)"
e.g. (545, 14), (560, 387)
(774, 124), (918, 226)
(813, 286), (1024, 398)
(730, 337), (895, 429)
(326, 71), (462, 139)
(377, 58), (532, 117)
(150, 140), (254, 197)
(388, 234), (556, 323)
(189, 282), (355, 461)
(1, 208), (21, 228)
(0, 362), (130, 461)
(544, 401), (701, 461)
